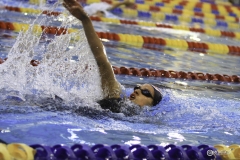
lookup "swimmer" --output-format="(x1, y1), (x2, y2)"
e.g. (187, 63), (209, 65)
(63, 0), (162, 112)
(81, 0), (135, 18)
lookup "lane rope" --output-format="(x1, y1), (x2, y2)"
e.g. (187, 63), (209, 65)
(83, 0), (240, 22)
(3, 5), (240, 40)
(1, 142), (239, 160)
(1, 20), (240, 56)
(0, 59), (239, 83)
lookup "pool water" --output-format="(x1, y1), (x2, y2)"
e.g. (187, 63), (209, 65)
(0, 0), (240, 147)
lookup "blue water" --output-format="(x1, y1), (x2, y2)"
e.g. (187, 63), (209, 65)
(0, 0), (240, 147)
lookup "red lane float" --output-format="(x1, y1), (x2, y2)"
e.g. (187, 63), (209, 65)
(0, 58), (7, 64)
(1, 59), (239, 83)
(115, 66), (240, 82)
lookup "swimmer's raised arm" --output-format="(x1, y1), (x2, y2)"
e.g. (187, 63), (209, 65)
(63, 0), (121, 98)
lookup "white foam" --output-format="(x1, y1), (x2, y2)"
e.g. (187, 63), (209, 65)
(0, 5), (103, 106)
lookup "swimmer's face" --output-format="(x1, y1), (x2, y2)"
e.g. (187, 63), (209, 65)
(93, 10), (105, 17)
(129, 84), (154, 107)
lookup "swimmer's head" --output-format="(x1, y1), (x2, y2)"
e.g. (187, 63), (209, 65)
(92, 10), (105, 17)
(129, 84), (162, 107)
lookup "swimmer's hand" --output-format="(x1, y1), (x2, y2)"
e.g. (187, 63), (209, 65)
(63, 0), (88, 21)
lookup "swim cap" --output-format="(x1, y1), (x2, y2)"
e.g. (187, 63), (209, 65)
(151, 85), (163, 106)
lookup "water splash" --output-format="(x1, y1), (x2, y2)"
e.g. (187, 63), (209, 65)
(1, 1), (240, 131)
(0, 3), (103, 107)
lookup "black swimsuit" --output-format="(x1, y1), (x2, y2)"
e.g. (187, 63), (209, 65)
(97, 98), (122, 113)
(98, 98), (141, 116)
(38, 96), (139, 116)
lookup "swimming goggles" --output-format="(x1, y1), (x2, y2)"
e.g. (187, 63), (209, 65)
(134, 86), (153, 99)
